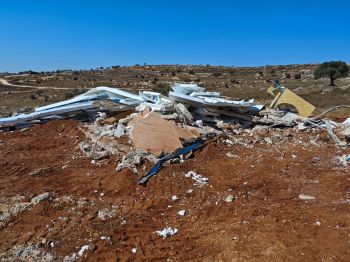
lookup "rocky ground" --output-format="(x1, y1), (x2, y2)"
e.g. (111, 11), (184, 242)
(0, 119), (349, 261)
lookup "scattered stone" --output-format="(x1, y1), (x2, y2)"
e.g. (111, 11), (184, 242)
(264, 137), (272, 144)
(116, 149), (157, 173)
(77, 245), (90, 256)
(170, 158), (181, 164)
(194, 120), (203, 127)
(171, 195), (179, 201)
(175, 103), (193, 124)
(224, 139), (234, 146)
(100, 236), (111, 241)
(298, 122), (307, 131)
(31, 192), (51, 205)
(225, 195), (234, 203)
(155, 227), (178, 239)
(225, 152), (236, 158)
(335, 155), (350, 166)
(311, 156), (321, 163)
(97, 209), (115, 220)
(185, 171), (208, 186)
(0, 244), (54, 261)
(178, 210), (186, 216)
(131, 248), (137, 254)
(160, 113), (179, 121)
(299, 194), (316, 200)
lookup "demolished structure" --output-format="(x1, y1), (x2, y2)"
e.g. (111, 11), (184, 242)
(0, 83), (349, 185)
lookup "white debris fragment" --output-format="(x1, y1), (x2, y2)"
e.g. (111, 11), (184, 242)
(185, 171), (208, 186)
(97, 209), (115, 220)
(299, 194), (316, 200)
(225, 195), (234, 203)
(315, 221), (321, 226)
(195, 120), (203, 126)
(225, 152), (236, 158)
(178, 210), (186, 216)
(77, 245), (90, 256)
(186, 189), (193, 194)
(171, 195), (179, 201)
(155, 227), (178, 238)
(264, 137), (272, 144)
(225, 139), (234, 145)
(131, 248), (137, 254)
(100, 236), (111, 241)
(31, 192), (51, 205)
(335, 154), (350, 166)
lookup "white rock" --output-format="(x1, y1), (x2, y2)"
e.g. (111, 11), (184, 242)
(298, 122), (307, 131)
(98, 209), (115, 220)
(226, 152), (235, 158)
(299, 194), (316, 200)
(185, 171), (208, 186)
(225, 195), (234, 203)
(171, 195), (179, 201)
(155, 227), (178, 238)
(178, 210), (186, 216)
(31, 192), (51, 205)
(77, 245), (90, 256)
(264, 137), (272, 144)
(131, 248), (137, 254)
(100, 236), (111, 241)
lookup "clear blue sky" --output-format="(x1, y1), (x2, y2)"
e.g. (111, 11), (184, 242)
(1, 0), (349, 72)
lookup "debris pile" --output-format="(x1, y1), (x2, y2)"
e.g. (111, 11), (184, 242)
(0, 83), (349, 185)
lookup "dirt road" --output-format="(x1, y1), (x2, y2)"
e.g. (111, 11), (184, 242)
(0, 77), (73, 90)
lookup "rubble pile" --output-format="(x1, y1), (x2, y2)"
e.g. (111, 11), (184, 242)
(0, 83), (349, 183)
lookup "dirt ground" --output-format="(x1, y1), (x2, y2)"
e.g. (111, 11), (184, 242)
(0, 119), (349, 261)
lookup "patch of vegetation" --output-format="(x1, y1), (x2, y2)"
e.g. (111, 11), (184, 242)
(35, 89), (44, 96)
(19, 70), (39, 75)
(212, 72), (222, 78)
(152, 83), (171, 95)
(294, 73), (302, 79)
(314, 61), (349, 86)
(64, 88), (84, 99)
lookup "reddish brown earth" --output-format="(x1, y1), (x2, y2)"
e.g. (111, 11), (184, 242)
(0, 120), (349, 261)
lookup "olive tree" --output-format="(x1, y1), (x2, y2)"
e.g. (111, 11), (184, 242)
(314, 61), (349, 86)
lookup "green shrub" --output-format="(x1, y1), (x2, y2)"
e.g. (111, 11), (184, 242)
(152, 83), (171, 95)
(314, 61), (349, 86)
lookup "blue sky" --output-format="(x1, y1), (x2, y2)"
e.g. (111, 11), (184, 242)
(1, 0), (349, 72)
